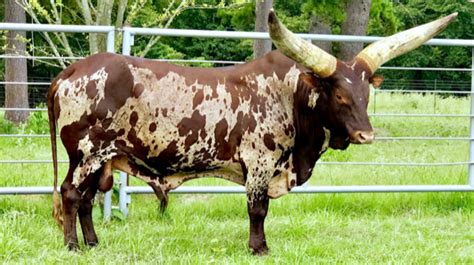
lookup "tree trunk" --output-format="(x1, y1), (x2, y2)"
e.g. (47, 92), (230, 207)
(96, 0), (114, 52)
(339, 0), (372, 61)
(253, 0), (273, 58)
(309, 15), (332, 54)
(4, 0), (29, 124)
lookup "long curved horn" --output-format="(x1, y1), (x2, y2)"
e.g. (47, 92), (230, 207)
(268, 10), (337, 78)
(356, 13), (458, 74)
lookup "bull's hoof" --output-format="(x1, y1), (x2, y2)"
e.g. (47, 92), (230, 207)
(250, 244), (269, 256)
(86, 240), (99, 247)
(66, 241), (80, 251)
(159, 198), (168, 215)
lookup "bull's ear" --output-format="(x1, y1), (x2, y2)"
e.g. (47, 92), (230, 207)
(369, 75), (384, 88)
(299, 72), (318, 88)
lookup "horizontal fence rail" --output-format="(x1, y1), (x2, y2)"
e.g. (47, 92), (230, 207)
(122, 27), (474, 46)
(1, 109), (472, 118)
(1, 54), (473, 72)
(2, 135), (472, 141)
(2, 185), (473, 195)
(0, 160), (470, 166)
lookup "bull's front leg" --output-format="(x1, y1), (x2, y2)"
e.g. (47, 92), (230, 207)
(244, 157), (274, 255)
(247, 192), (270, 255)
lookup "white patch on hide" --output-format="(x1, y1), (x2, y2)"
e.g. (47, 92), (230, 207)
(308, 89), (319, 109)
(350, 62), (356, 70)
(320, 127), (331, 155)
(56, 67), (108, 130)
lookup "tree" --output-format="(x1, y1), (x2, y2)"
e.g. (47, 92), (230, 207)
(302, 0), (344, 55)
(4, 0), (28, 124)
(17, 0), (245, 66)
(17, 0), (129, 65)
(308, 15), (332, 53)
(253, 0), (272, 58)
(339, 0), (372, 61)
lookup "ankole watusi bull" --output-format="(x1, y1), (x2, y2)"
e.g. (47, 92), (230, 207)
(48, 11), (457, 254)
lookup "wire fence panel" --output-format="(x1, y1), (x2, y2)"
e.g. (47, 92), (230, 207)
(0, 24), (472, 219)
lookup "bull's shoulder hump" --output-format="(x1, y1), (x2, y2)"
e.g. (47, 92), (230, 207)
(58, 53), (129, 81)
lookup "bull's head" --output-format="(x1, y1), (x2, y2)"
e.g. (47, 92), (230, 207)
(268, 10), (457, 149)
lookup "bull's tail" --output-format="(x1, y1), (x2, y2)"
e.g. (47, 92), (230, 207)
(47, 79), (63, 228)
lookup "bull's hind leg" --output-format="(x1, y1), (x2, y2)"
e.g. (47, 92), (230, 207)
(77, 169), (102, 247)
(147, 182), (169, 214)
(61, 162), (81, 250)
(111, 157), (169, 214)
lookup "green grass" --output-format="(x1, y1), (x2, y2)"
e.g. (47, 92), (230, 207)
(0, 92), (473, 263)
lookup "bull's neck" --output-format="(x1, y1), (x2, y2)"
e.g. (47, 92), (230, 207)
(291, 75), (328, 186)
(238, 51), (327, 185)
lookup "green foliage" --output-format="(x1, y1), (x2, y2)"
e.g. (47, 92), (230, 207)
(0, 115), (18, 134)
(24, 105), (49, 135)
(0, 103), (48, 136)
(133, 41), (185, 60)
(302, 0), (345, 33)
(217, 1), (254, 31)
(376, 0), (473, 89)
(368, 0), (399, 36)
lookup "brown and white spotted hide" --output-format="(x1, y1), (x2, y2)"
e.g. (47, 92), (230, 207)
(53, 52), (308, 202)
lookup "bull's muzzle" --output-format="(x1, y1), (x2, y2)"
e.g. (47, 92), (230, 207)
(350, 130), (374, 144)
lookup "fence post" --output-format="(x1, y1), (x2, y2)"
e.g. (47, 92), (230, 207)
(106, 30), (115, 53)
(433, 79), (437, 113)
(373, 88), (377, 114)
(103, 190), (112, 220)
(117, 28), (133, 216)
(118, 171), (129, 216)
(470, 47), (474, 187)
(103, 28), (115, 219)
(122, 28), (132, 56)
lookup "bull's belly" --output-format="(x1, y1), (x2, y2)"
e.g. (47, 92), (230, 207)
(111, 155), (292, 199)
(111, 155), (245, 190)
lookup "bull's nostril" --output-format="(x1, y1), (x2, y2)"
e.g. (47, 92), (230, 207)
(351, 131), (374, 144)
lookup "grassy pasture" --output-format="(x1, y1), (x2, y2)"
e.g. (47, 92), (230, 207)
(0, 92), (473, 263)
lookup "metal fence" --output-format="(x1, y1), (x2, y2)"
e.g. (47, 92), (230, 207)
(0, 23), (473, 218)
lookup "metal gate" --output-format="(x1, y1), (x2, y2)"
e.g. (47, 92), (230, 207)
(0, 23), (473, 218)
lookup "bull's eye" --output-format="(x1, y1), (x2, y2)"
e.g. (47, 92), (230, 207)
(335, 92), (348, 105)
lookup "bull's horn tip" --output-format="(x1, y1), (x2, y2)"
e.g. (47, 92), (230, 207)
(444, 12), (458, 22)
(268, 10), (277, 24)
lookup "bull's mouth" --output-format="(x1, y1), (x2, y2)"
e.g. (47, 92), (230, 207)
(329, 135), (350, 150)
